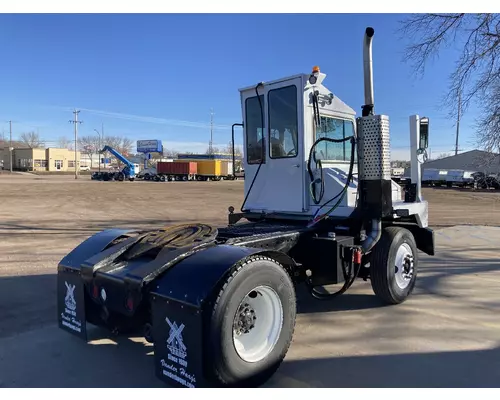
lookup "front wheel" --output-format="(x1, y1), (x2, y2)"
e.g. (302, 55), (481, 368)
(370, 226), (418, 304)
(206, 255), (296, 387)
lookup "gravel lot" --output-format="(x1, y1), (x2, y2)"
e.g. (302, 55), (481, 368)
(1, 173), (499, 387)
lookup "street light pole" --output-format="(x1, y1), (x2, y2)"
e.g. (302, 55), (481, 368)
(9, 120), (12, 173)
(94, 128), (101, 172)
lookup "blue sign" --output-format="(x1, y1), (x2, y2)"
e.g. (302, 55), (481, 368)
(137, 139), (162, 153)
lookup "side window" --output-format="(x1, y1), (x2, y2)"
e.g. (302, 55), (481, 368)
(268, 85), (298, 159)
(315, 116), (355, 161)
(245, 95), (265, 165)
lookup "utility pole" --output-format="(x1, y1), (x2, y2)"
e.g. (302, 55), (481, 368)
(69, 109), (83, 179)
(454, 91), (461, 156)
(9, 120), (13, 173)
(209, 108), (214, 155)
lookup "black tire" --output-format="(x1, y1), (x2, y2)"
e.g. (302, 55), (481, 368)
(206, 255), (296, 387)
(370, 226), (418, 305)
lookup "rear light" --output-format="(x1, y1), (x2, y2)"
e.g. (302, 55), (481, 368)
(92, 284), (99, 299)
(126, 296), (134, 311)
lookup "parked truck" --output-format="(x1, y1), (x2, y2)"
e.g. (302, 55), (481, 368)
(56, 27), (435, 388)
(91, 146), (136, 182)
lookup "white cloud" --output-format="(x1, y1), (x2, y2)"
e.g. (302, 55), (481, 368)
(164, 141), (239, 153)
(390, 148), (411, 161)
(49, 106), (232, 130)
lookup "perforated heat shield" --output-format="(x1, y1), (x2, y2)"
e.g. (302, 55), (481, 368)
(356, 115), (391, 181)
(356, 114), (392, 218)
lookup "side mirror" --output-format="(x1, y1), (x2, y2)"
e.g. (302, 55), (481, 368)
(419, 117), (429, 151)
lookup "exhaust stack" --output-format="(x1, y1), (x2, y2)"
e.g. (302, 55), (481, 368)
(362, 27), (375, 117)
(356, 26), (392, 252)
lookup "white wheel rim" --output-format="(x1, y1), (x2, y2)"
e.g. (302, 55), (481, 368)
(232, 285), (283, 363)
(394, 243), (414, 289)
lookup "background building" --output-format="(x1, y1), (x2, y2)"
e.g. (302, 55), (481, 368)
(404, 150), (500, 177)
(0, 147), (81, 172)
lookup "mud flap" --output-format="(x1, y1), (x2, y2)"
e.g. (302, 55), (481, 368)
(151, 294), (207, 388)
(57, 267), (87, 341)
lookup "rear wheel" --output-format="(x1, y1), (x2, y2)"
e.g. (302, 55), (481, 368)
(207, 255), (296, 387)
(370, 226), (418, 304)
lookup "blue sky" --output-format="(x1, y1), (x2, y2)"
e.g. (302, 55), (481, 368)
(0, 13), (480, 159)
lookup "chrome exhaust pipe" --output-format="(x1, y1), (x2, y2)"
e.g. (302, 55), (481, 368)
(362, 27), (375, 116)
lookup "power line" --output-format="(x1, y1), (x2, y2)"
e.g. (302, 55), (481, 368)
(69, 109), (83, 179)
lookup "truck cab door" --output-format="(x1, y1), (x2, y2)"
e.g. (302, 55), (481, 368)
(241, 77), (305, 213)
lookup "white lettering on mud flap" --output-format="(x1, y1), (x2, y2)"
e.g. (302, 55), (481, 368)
(160, 317), (197, 387)
(61, 281), (81, 334)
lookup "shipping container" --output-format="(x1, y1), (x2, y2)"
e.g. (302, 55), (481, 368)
(195, 160), (229, 177)
(157, 161), (197, 175)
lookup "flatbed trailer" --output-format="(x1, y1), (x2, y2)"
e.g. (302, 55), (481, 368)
(57, 27), (435, 388)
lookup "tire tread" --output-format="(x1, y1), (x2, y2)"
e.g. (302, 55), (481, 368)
(209, 254), (296, 387)
(370, 226), (417, 304)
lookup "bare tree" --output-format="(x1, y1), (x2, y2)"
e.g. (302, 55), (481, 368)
(398, 14), (500, 153)
(58, 136), (73, 150)
(205, 146), (220, 155)
(78, 135), (100, 168)
(222, 140), (243, 157)
(434, 152), (452, 160)
(20, 131), (43, 148)
(163, 148), (179, 158)
(101, 135), (135, 167)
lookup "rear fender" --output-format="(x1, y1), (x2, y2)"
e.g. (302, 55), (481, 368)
(150, 244), (296, 308)
(149, 244), (296, 388)
(59, 228), (135, 270)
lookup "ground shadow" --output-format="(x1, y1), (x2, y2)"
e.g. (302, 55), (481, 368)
(273, 346), (500, 388)
(1, 245), (499, 387)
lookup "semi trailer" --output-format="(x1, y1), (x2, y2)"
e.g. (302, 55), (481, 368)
(143, 159), (234, 182)
(57, 27), (434, 388)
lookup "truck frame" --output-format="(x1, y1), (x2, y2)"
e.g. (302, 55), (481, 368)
(57, 27), (434, 388)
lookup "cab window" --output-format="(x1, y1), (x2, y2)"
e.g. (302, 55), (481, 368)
(268, 85), (298, 159)
(245, 95), (265, 164)
(315, 116), (356, 161)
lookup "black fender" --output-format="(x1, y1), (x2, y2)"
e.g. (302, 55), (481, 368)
(150, 244), (297, 308)
(58, 228), (134, 271)
(148, 244), (297, 388)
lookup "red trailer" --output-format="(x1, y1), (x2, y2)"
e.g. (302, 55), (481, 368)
(156, 161), (197, 181)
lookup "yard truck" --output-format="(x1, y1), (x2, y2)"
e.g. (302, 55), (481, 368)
(57, 27), (434, 388)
